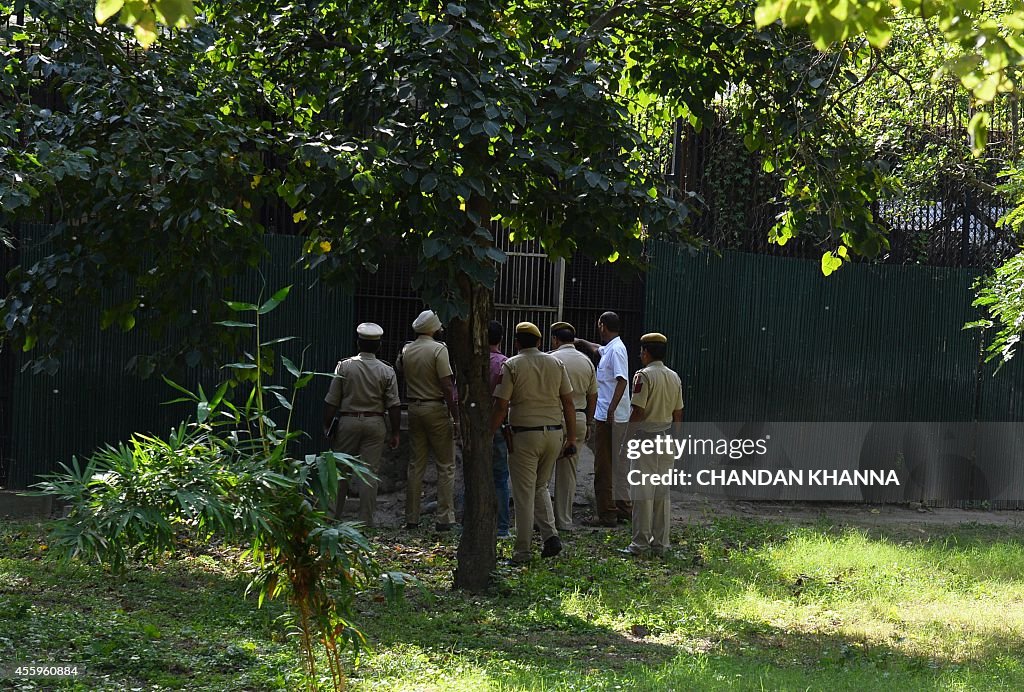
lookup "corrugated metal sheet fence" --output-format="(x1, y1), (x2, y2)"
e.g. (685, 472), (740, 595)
(645, 241), (1024, 422)
(646, 242), (1024, 507)
(5, 232), (354, 489)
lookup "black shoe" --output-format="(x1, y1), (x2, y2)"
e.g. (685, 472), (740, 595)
(583, 517), (617, 528)
(435, 523), (453, 532)
(541, 535), (562, 558)
(405, 522), (420, 530)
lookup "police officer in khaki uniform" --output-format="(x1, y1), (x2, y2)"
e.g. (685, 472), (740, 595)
(618, 333), (683, 557)
(548, 321), (597, 532)
(322, 323), (401, 528)
(490, 322), (577, 564)
(397, 309), (459, 531)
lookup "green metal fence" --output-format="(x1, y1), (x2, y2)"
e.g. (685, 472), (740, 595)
(646, 242), (1024, 422)
(6, 232), (354, 489)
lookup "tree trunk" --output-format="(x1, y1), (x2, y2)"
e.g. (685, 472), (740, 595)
(451, 277), (497, 592)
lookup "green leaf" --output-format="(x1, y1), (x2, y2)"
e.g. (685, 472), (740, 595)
(821, 251), (843, 277)
(210, 381), (230, 407)
(963, 320), (993, 330)
(214, 320), (256, 328)
(353, 171), (375, 194)
(272, 391), (293, 410)
(281, 355), (301, 378)
(864, 21), (891, 50)
(258, 285), (292, 314)
(423, 237), (443, 258)
(153, 0), (194, 28)
(420, 173), (438, 193)
(426, 23), (452, 42)
(162, 376), (197, 400)
(968, 111), (990, 157)
(261, 336), (298, 346)
(482, 121), (500, 138)
(974, 74), (1001, 103)
(133, 10), (159, 48)
(754, 2), (781, 27)
(225, 300), (259, 312)
(95, 0), (125, 24)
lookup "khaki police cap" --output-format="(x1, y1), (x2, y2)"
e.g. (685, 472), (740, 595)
(356, 322), (384, 340)
(640, 332), (668, 344)
(515, 321), (542, 338)
(550, 321), (575, 336)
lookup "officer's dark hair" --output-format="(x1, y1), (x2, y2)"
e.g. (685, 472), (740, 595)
(357, 338), (381, 354)
(599, 311), (621, 333)
(641, 342), (666, 360)
(488, 321), (504, 346)
(515, 333), (540, 349)
(552, 327), (575, 344)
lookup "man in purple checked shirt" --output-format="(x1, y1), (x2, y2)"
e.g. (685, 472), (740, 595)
(488, 320), (512, 538)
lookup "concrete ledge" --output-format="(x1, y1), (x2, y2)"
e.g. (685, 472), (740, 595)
(0, 491), (52, 519)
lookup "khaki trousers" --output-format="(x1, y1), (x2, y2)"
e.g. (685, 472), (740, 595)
(553, 412), (587, 530)
(331, 415), (387, 526)
(406, 401), (456, 525)
(628, 441), (674, 553)
(509, 427), (562, 562)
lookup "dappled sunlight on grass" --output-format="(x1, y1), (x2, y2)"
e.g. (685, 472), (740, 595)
(4, 517), (1024, 690)
(707, 528), (1024, 664)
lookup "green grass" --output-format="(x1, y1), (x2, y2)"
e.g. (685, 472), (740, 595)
(2, 516), (1023, 690)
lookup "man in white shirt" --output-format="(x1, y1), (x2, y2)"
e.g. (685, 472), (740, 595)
(575, 311), (631, 526)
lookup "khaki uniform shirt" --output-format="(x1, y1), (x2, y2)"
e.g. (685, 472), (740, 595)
(398, 335), (453, 400)
(630, 361), (683, 432)
(551, 344), (597, 413)
(324, 353), (400, 412)
(493, 348), (572, 427)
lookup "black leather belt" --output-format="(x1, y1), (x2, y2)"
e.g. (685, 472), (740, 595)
(575, 408), (587, 413)
(408, 398), (444, 403)
(511, 425), (563, 433)
(340, 411), (385, 417)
